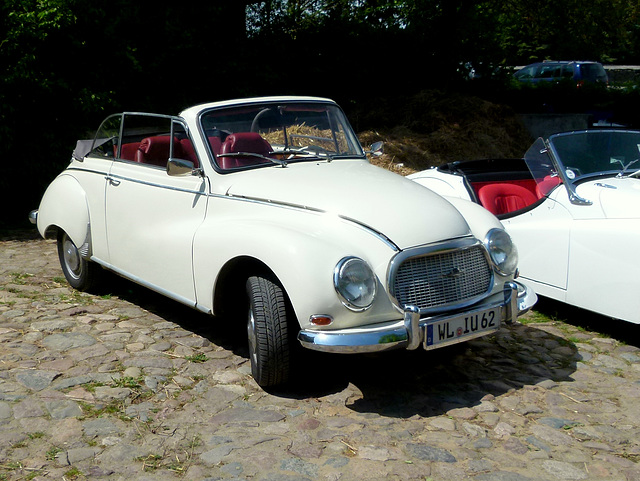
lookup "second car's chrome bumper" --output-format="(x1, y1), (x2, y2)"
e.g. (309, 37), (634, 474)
(297, 281), (536, 354)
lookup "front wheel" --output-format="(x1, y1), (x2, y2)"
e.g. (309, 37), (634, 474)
(57, 230), (100, 291)
(246, 276), (291, 387)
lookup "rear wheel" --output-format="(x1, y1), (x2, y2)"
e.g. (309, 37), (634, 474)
(246, 275), (291, 387)
(57, 230), (99, 291)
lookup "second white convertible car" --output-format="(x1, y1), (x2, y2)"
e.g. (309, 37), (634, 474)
(410, 129), (640, 324)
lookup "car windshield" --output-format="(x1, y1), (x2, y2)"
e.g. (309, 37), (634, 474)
(199, 101), (363, 170)
(547, 130), (640, 182)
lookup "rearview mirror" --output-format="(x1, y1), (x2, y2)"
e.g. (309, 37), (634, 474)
(367, 141), (384, 158)
(168, 158), (197, 176)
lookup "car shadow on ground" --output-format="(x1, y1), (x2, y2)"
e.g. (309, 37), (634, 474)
(290, 322), (579, 418)
(100, 276), (584, 419)
(531, 296), (640, 348)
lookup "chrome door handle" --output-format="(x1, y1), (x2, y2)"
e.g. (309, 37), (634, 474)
(106, 176), (121, 186)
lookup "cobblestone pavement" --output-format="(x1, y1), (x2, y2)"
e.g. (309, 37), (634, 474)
(1, 230), (640, 481)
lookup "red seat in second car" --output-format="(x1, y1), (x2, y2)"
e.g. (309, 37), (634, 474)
(478, 183), (538, 216)
(535, 175), (562, 198)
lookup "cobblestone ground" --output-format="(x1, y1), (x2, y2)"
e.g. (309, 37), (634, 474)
(1, 230), (640, 481)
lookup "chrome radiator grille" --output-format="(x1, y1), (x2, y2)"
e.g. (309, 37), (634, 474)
(391, 244), (493, 311)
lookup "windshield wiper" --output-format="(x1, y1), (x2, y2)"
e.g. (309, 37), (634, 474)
(627, 168), (640, 178)
(217, 152), (287, 167)
(277, 147), (336, 162)
(616, 158), (640, 178)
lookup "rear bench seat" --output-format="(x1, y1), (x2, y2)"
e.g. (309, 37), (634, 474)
(117, 136), (199, 167)
(119, 142), (141, 161)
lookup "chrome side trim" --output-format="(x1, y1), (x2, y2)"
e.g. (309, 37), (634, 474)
(67, 166), (111, 177)
(225, 193), (400, 251)
(298, 282), (536, 354)
(105, 173), (207, 196)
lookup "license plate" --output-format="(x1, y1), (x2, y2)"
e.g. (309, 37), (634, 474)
(424, 307), (500, 349)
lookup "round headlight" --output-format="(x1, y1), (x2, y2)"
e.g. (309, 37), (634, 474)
(334, 257), (377, 311)
(484, 228), (518, 276)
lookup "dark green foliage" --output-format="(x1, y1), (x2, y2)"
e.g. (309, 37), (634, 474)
(2, 0), (640, 228)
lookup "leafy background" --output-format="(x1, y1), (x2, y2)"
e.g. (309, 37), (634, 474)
(3, 0), (640, 228)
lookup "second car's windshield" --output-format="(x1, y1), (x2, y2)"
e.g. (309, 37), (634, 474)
(199, 101), (363, 170)
(548, 130), (640, 181)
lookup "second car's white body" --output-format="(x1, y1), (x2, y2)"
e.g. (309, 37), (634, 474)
(410, 136), (640, 324)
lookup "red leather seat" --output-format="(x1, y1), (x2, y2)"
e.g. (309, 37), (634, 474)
(478, 183), (537, 215)
(136, 136), (173, 166)
(218, 132), (272, 169)
(535, 175), (561, 198)
(119, 142), (141, 161)
(179, 138), (199, 167)
(208, 137), (222, 156)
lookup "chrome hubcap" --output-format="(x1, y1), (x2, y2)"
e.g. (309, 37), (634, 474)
(63, 236), (81, 279)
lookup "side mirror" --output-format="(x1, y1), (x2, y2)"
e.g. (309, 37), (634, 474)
(167, 158), (200, 176)
(366, 141), (384, 158)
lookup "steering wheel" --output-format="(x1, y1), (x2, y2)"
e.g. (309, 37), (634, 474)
(251, 108), (273, 133)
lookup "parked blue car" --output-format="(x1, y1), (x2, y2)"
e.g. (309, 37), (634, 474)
(514, 61), (608, 87)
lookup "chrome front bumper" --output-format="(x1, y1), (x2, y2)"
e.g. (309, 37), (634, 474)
(297, 281), (536, 354)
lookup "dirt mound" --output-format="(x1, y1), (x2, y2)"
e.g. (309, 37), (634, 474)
(356, 91), (533, 175)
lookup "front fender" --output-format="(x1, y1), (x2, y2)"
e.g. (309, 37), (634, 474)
(443, 195), (503, 239)
(37, 174), (90, 248)
(193, 203), (399, 329)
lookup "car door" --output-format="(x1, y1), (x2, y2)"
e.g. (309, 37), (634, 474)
(104, 114), (208, 306)
(563, 182), (627, 318)
(502, 189), (572, 296)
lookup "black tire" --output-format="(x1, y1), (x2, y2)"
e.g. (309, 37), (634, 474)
(57, 230), (99, 291)
(246, 275), (291, 387)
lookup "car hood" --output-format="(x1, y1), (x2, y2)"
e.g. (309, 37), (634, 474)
(585, 177), (640, 218)
(221, 160), (472, 249)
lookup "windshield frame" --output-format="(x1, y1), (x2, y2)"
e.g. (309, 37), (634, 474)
(548, 129), (640, 181)
(525, 129), (640, 206)
(197, 99), (365, 172)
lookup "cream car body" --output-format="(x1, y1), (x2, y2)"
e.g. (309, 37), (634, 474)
(31, 96), (535, 387)
(410, 129), (640, 324)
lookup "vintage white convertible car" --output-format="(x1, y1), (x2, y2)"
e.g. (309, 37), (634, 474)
(410, 129), (640, 324)
(30, 96), (535, 387)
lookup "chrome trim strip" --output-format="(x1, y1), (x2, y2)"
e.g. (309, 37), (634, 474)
(225, 193), (324, 213)
(68, 164), (397, 250)
(298, 282), (535, 354)
(225, 193), (400, 251)
(67, 166), (111, 176)
(104, 173), (207, 196)
(337, 214), (399, 251)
